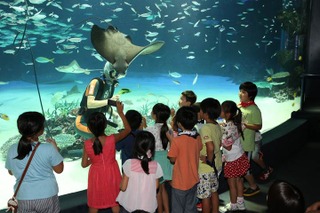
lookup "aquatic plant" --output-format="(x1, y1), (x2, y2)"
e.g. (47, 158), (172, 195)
(277, 8), (305, 37)
(139, 100), (157, 126)
(139, 100), (154, 117)
(45, 101), (75, 121)
(277, 50), (294, 67)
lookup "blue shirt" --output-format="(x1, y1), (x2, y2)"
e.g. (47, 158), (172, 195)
(116, 130), (141, 165)
(5, 142), (63, 200)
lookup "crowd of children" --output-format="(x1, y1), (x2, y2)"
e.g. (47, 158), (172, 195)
(78, 81), (277, 213)
(6, 81), (277, 213)
(79, 82), (272, 212)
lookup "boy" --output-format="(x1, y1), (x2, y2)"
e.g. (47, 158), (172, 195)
(167, 106), (202, 213)
(198, 98), (223, 213)
(239, 82), (272, 196)
(179, 90), (197, 107)
(171, 90), (197, 131)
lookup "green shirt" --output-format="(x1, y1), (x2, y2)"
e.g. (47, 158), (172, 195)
(240, 104), (262, 152)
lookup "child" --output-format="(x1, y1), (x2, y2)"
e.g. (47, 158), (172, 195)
(167, 106), (202, 213)
(116, 131), (163, 213)
(116, 109), (145, 166)
(238, 82), (271, 196)
(178, 90), (197, 107)
(171, 90), (197, 132)
(81, 101), (131, 213)
(220, 100), (250, 211)
(197, 98), (223, 213)
(145, 103), (172, 213)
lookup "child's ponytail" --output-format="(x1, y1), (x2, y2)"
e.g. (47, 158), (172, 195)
(133, 131), (156, 175)
(140, 149), (153, 174)
(87, 112), (107, 155)
(152, 103), (170, 150)
(234, 108), (244, 140)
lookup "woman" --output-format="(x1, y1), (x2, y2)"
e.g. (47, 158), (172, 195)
(5, 111), (64, 213)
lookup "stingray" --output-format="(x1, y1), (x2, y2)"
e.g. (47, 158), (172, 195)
(91, 24), (165, 75)
(55, 60), (103, 75)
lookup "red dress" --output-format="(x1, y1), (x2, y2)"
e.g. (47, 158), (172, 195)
(84, 135), (121, 209)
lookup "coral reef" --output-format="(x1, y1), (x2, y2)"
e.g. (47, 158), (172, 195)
(0, 135), (20, 160)
(1, 100), (120, 161)
(272, 87), (297, 103)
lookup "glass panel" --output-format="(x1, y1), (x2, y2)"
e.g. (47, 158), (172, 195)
(0, 0), (306, 208)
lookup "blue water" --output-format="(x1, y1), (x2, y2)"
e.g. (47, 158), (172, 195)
(1, 0), (284, 83)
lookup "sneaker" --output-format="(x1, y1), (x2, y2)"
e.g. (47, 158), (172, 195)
(196, 202), (202, 211)
(237, 201), (246, 211)
(219, 203), (238, 213)
(243, 186), (260, 196)
(258, 167), (273, 181)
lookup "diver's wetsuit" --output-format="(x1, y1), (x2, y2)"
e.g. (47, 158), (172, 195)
(75, 74), (117, 139)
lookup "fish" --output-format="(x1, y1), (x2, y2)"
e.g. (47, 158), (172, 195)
(66, 85), (81, 96)
(9, 4), (26, 12)
(192, 73), (198, 85)
(186, 55), (195, 59)
(30, 10), (46, 21)
(0, 81), (9, 85)
(55, 60), (103, 74)
(0, 113), (9, 121)
(168, 71), (182, 78)
(91, 25), (164, 75)
(36, 57), (54, 64)
(117, 88), (131, 95)
(68, 37), (83, 43)
(181, 45), (189, 50)
(29, 0), (46, 4)
(194, 20), (200, 27)
(145, 31), (159, 37)
(4, 49), (16, 54)
(266, 77), (272, 82)
(172, 80), (181, 85)
(113, 8), (123, 12)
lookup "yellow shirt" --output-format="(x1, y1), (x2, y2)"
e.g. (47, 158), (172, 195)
(199, 123), (223, 174)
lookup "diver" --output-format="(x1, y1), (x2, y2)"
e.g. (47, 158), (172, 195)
(75, 24), (165, 139)
(75, 61), (126, 139)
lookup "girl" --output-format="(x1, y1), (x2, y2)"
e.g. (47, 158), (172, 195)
(220, 100), (250, 212)
(145, 103), (172, 213)
(5, 111), (63, 213)
(116, 131), (163, 213)
(81, 101), (131, 213)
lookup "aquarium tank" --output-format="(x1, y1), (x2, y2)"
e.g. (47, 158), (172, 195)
(0, 0), (307, 208)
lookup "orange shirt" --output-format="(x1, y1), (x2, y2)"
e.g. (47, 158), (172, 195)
(168, 135), (202, 190)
